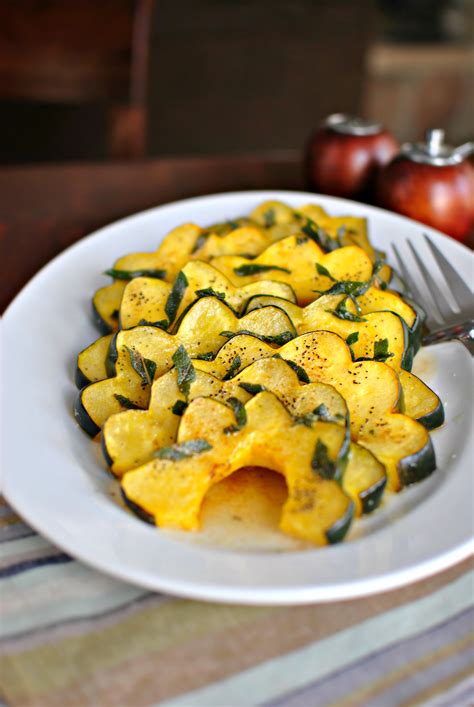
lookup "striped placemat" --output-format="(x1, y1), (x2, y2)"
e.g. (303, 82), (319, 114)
(1, 497), (473, 707)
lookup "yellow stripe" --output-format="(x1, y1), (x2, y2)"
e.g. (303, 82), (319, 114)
(401, 664), (474, 707)
(1, 599), (274, 700)
(0, 514), (24, 528)
(330, 631), (474, 707)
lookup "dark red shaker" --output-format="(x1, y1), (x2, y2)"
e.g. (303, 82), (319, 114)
(376, 129), (474, 243)
(306, 113), (399, 202)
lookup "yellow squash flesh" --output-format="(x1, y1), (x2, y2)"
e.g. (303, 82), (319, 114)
(121, 392), (354, 545)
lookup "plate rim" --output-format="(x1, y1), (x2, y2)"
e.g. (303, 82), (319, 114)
(3, 189), (474, 605)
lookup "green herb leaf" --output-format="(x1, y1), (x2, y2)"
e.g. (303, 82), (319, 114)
(114, 394), (141, 409)
(301, 218), (339, 252)
(125, 346), (156, 387)
(145, 358), (157, 381)
(195, 288), (226, 301)
(222, 355), (242, 381)
(328, 298), (367, 322)
(296, 235), (310, 245)
(316, 263), (336, 281)
(138, 318), (169, 330)
(220, 330), (295, 346)
(321, 280), (371, 298)
(105, 268), (166, 281)
(294, 403), (332, 428)
(262, 208), (276, 227)
(155, 439), (212, 461)
(335, 225), (347, 245)
(313, 403), (331, 420)
(165, 271), (188, 325)
(195, 351), (215, 361)
(346, 332), (359, 347)
(191, 231), (210, 254)
(373, 338), (394, 362)
(233, 263), (291, 277)
(312, 439), (336, 479)
(171, 400), (188, 416)
(172, 344), (196, 399)
(272, 354), (309, 383)
(224, 397), (247, 434)
(238, 382), (266, 395)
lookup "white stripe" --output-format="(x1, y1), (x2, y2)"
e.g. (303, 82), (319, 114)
(1, 561), (147, 638)
(0, 534), (54, 561)
(157, 572), (474, 707)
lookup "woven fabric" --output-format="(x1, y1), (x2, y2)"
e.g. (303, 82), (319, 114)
(1, 498), (473, 707)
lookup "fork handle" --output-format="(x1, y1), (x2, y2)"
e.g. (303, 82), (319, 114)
(422, 319), (474, 354)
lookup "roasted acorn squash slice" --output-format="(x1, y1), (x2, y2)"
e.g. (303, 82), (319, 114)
(92, 281), (126, 334)
(245, 286), (416, 329)
(210, 237), (374, 305)
(194, 331), (435, 490)
(74, 298), (296, 435)
(399, 370), (444, 430)
(102, 357), (348, 475)
(121, 392), (354, 545)
(75, 334), (114, 389)
(244, 292), (411, 370)
(119, 261), (296, 330)
(104, 356), (386, 516)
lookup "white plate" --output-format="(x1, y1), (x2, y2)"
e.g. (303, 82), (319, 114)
(2, 191), (473, 605)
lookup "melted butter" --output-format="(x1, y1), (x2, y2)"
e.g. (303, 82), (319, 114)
(412, 348), (437, 381)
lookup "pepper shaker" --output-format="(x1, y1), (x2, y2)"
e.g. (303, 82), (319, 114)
(306, 113), (399, 201)
(376, 129), (474, 242)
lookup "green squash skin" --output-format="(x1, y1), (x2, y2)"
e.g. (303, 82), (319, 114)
(398, 376), (445, 431)
(360, 477), (387, 514)
(336, 420), (352, 484)
(399, 315), (414, 372)
(325, 499), (355, 544)
(91, 299), (114, 336)
(75, 365), (93, 390)
(417, 400), (445, 431)
(171, 295), (238, 334)
(404, 295), (426, 356)
(73, 390), (101, 438)
(121, 488), (156, 525)
(398, 436), (437, 486)
(101, 433), (114, 469)
(106, 333), (119, 378)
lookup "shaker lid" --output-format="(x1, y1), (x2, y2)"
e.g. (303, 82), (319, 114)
(400, 129), (474, 166)
(324, 113), (382, 136)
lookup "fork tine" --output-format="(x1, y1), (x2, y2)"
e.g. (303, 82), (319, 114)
(423, 234), (474, 314)
(391, 243), (440, 328)
(406, 240), (452, 323)
(391, 243), (423, 300)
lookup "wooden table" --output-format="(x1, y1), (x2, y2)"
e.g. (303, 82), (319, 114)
(0, 151), (303, 311)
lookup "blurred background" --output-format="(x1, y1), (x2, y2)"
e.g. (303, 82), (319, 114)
(0, 0), (472, 164)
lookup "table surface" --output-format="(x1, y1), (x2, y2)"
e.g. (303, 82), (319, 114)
(1, 154), (472, 707)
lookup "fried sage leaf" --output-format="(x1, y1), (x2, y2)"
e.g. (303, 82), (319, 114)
(312, 439), (337, 479)
(172, 344), (196, 399)
(165, 272), (188, 325)
(224, 397), (247, 434)
(222, 355), (242, 381)
(105, 268), (166, 280)
(125, 347), (157, 387)
(233, 264), (291, 277)
(155, 439), (212, 460)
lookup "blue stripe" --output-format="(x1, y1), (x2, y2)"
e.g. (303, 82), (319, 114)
(0, 525), (36, 543)
(0, 553), (72, 579)
(264, 606), (474, 707)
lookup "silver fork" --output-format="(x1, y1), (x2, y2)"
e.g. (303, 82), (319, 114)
(391, 234), (474, 355)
